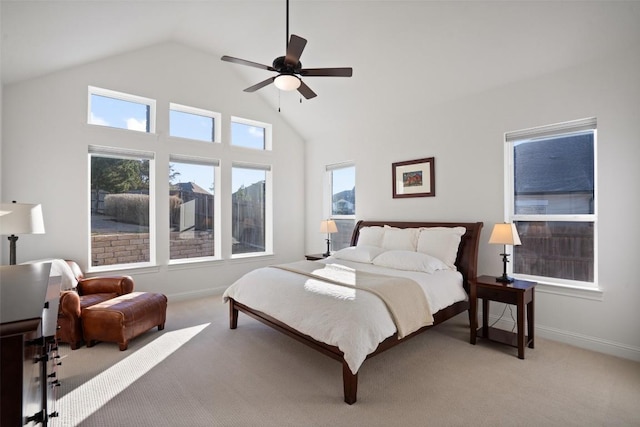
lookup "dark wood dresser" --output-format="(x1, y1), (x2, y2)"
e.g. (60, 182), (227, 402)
(1, 263), (61, 426)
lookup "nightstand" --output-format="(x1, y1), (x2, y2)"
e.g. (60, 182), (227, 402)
(305, 254), (327, 261)
(470, 275), (536, 359)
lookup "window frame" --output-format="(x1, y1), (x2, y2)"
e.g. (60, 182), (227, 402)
(324, 161), (356, 252)
(230, 116), (272, 151)
(168, 155), (221, 264)
(169, 103), (222, 144)
(504, 117), (598, 291)
(230, 161), (273, 259)
(88, 86), (156, 133)
(87, 145), (156, 272)
(86, 86), (276, 268)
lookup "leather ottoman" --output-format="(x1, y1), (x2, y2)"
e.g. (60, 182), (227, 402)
(82, 292), (167, 350)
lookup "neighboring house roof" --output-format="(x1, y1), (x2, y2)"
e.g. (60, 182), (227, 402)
(515, 133), (594, 194)
(173, 182), (212, 195)
(333, 189), (355, 203)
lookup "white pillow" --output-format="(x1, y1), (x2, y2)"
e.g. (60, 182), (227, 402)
(372, 250), (449, 273)
(356, 226), (385, 247)
(21, 258), (78, 291)
(381, 226), (418, 251)
(332, 245), (386, 264)
(416, 227), (466, 269)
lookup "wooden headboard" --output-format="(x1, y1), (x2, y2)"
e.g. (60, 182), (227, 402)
(350, 220), (483, 293)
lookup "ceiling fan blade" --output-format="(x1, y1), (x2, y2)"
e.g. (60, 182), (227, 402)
(297, 80), (317, 99)
(221, 55), (275, 71)
(244, 77), (276, 93)
(285, 34), (307, 66)
(300, 67), (353, 77)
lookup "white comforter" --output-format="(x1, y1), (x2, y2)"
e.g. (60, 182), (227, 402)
(222, 258), (467, 374)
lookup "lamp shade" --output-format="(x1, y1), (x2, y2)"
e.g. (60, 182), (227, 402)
(0, 203), (46, 235)
(274, 74), (301, 91)
(319, 220), (338, 234)
(488, 223), (521, 246)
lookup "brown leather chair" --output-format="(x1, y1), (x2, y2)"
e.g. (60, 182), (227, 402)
(57, 261), (134, 349)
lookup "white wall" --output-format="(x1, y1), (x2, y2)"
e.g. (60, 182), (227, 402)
(305, 46), (640, 361)
(3, 34), (638, 362)
(1, 42), (306, 298)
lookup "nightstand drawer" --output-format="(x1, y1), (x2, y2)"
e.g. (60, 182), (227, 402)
(476, 287), (517, 305)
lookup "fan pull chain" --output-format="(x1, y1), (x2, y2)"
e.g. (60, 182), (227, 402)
(278, 90), (281, 112)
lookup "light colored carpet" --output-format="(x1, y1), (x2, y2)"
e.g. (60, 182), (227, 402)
(52, 295), (640, 427)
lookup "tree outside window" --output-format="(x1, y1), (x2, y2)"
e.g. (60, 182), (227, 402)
(90, 154), (152, 267)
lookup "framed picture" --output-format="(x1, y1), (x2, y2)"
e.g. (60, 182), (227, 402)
(392, 157), (435, 198)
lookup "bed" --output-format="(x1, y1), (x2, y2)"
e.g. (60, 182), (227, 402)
(223, 220), (483, 404)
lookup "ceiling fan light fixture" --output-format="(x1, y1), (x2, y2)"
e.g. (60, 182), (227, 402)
(221, 0), (351, 99)
(274, 74), (301, 91)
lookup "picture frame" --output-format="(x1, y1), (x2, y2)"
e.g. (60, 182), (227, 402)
(392, 157), (435, 198)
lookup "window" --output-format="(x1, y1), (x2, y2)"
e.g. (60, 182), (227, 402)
(231, 163), (272, 256)
(169, 103), (221, 143)
(88, 86), (155, 133)
(87, 87), (275, 264)
(506, 117), (597, 287)
(89, 146), (155, 269)
(326, 162), (356, 252)
(169, 156), (219, 262)
(231, 116), (272, 150)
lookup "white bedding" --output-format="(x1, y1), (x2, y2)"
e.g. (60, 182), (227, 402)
(222, 258), (467, 374)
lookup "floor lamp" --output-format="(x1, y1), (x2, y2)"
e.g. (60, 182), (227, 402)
(0, 202), (46, 265)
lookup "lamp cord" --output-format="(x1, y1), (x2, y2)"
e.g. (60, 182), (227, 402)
(489, 304), (517, 332)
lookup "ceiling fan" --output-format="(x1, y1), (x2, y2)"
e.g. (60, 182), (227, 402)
(221, 0), (352, 99)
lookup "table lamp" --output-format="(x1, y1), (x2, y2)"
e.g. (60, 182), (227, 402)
(0, 201), (46, 265)
(488, 222), (521, 283)
(319, 219), (338, 257)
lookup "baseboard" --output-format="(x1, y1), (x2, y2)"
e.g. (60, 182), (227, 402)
(488, 315), (640, 362)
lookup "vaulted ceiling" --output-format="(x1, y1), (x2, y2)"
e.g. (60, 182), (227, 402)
(3, 1), (639, 142)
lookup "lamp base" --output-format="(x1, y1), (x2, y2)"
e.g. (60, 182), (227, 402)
(495, 274), (515, 284)
(323, 238), (331, 258)
(496, 251), (514, 283)
(8, 235), (18, 265)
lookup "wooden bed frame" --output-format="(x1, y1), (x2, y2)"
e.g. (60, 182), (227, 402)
(228, 220), (483, 404)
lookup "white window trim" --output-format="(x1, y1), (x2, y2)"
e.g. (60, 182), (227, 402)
(324, 161), (356, 220)
(169, 103), (222, 143)
(87, 146), (156, 273)
(168, 155), (222, 264)
(88, 86), (156, 133)
(503, 118), (600, 293)
(230, 116), (272, 151)
(230, 162), (273, 258)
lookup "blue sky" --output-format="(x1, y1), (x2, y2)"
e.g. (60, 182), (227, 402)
(332, 167), (355, 194)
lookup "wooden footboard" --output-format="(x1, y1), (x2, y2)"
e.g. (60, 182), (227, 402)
(229, 298), (359, 403)
(229, 297), (469, 404)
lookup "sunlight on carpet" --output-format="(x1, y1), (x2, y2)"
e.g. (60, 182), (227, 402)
(54, 323), (210, 426)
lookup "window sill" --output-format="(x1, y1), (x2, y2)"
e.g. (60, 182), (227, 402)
(169, 256), (221, 266)
(87, 263), (160, 276)
(230, 252), (275, 262)
(532, 280), (603, 301)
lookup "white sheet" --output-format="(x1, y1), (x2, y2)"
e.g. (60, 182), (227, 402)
(222, 258), (466, 374)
